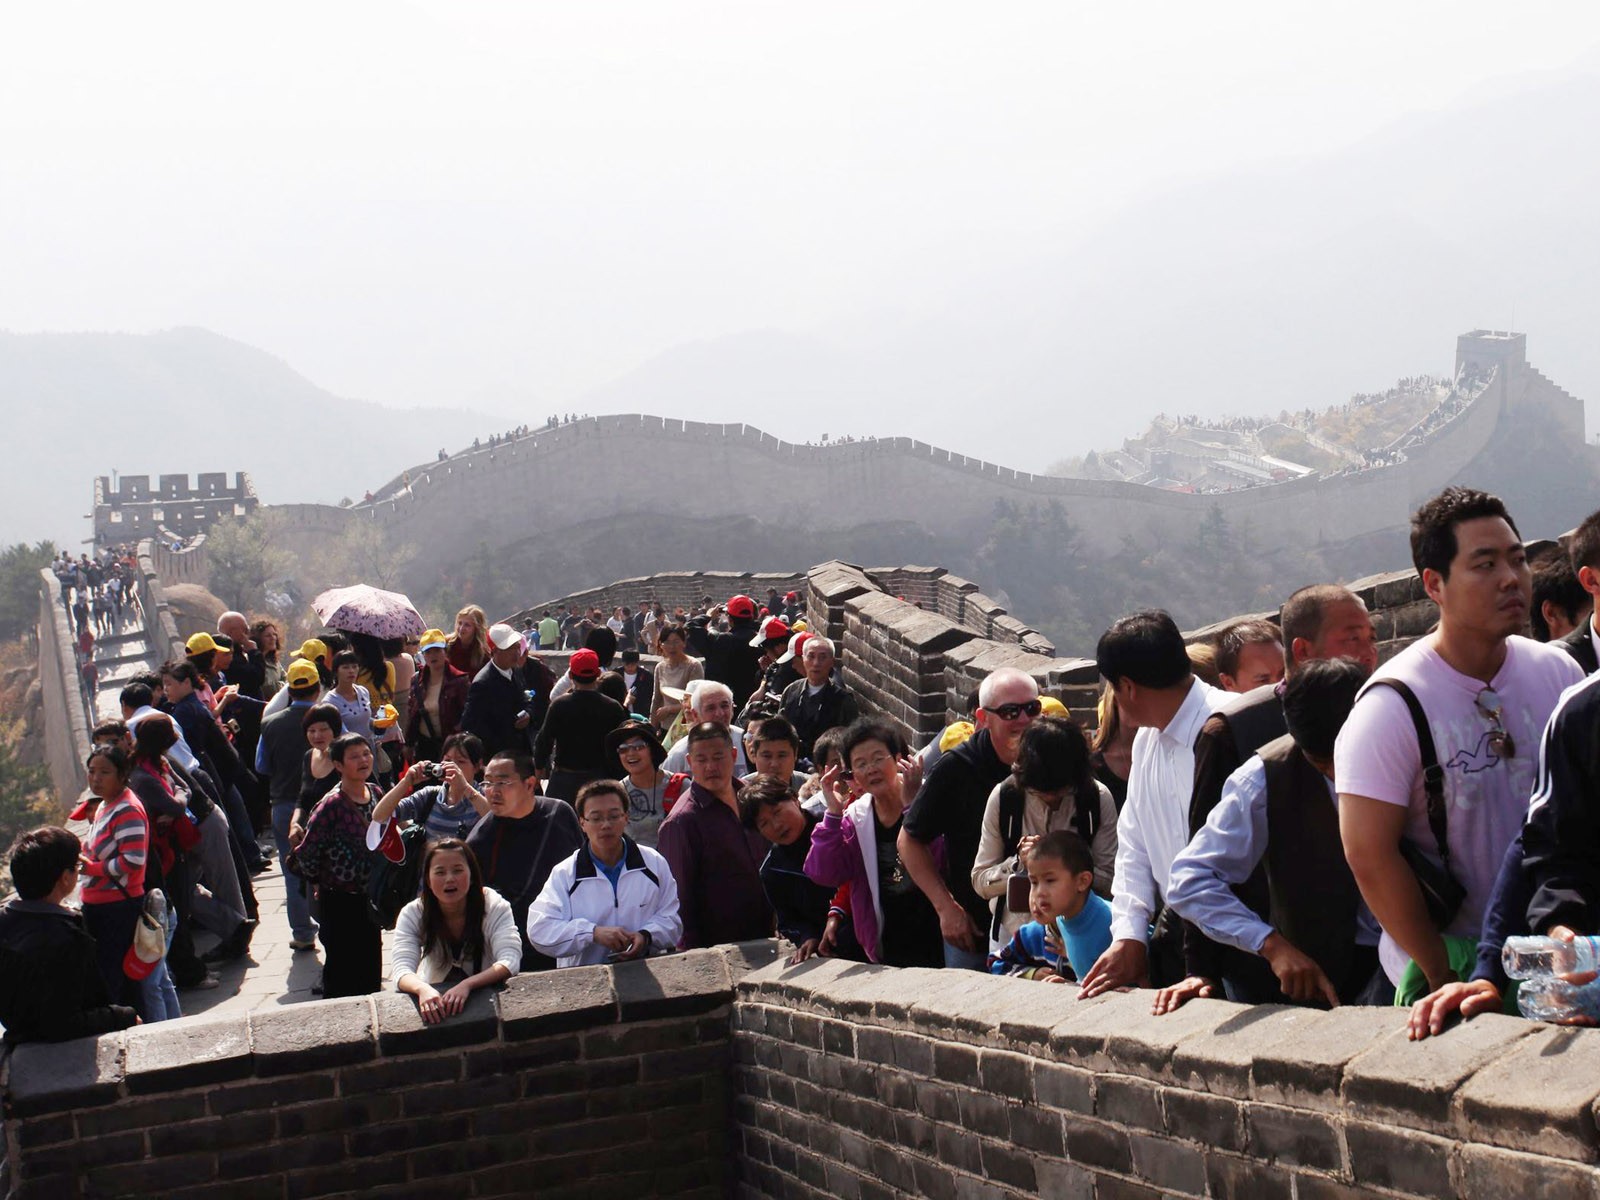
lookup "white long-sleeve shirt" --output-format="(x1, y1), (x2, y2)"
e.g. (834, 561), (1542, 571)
(1108, 677), (1228, 943)
(391, 885), (522, 986)
(527, 839), (682, 967)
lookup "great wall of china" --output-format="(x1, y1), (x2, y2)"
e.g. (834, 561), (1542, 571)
(15, 328), (1600, 1197)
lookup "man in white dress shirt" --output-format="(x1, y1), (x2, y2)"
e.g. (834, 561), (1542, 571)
(1079, 610), (1227, 997)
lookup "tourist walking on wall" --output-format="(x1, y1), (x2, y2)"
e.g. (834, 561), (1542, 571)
(72, 744), (151, 1018)
(290, 734), (384, 998)
(650, 624), (704, 731)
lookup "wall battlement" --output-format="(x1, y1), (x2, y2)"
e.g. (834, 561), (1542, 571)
(94, 472), (258, 546)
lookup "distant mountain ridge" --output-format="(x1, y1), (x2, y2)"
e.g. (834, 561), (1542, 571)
(0, 327), (507, 547)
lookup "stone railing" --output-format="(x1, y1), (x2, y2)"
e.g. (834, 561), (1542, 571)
(1, 943), (776, 1200)
(733, 957), (1600, 1200)
(506, 571), (809, 629)
(135, 538), (191, 664)
(34, 569), (92, 801)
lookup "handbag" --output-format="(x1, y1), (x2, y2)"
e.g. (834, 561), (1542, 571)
(112, 878), (169, 981)
(1367, 680), (1466, 929)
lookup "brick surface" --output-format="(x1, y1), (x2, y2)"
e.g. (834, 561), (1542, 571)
(1168, 1003), (1300, 1099)
(1456, 1024), (1600, 1159)
(1130, 1132), (1207, 1194)
(5, 1030), (125, 1115)
(1455, 1142), (1600, 1200)
(1342, 1011), (1533, 1129)
(496, 963), (615, 1038)
(1251, 1004), (1408, 1111)
(1205, 1150), (1293, 1200)
(1096, 1074), (1164, 1131)
(124, 1012), (252, 1093)
(1345, 1120), (1455, 1198)
(373, 986), (498, 1055)
(1161, 1087), (1246, 1152)
(250, 996), (376, 1076)
(1247, 1103), (1343, 1172)
(613, 948), (731, 1020)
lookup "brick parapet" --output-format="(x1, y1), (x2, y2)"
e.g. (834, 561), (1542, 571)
(1, 943), (779, 1199)
(731, 957), (1600, 1200)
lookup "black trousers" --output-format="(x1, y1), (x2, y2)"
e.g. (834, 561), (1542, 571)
(83, 896), (145, 1018)
(317, 889), (382, 999)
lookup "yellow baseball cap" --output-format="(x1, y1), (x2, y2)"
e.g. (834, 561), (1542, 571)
(294, 638), (330, 666)
(1039, 696), (1069, 718)
(285, 660), (321, 690)
(186, 632), (221, 656)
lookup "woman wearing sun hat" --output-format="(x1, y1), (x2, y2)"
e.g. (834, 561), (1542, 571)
(605, 720), (690, 846)
(406, 628), (469, 764)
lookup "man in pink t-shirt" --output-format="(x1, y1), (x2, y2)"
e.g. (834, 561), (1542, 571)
(1335, 488), (1582, 1001)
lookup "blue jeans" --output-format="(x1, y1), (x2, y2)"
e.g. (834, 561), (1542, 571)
(273, 801), (318, 942)
(943, 940), (989, 971)
(139, 915), (182, 1021)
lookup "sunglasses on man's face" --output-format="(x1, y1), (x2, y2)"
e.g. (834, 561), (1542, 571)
(987, 699), (1043, 722)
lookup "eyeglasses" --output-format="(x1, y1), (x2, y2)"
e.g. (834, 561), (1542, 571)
(616, 740), (650, 754)
(1474, 688), (1515, 759)
(582, 811), (628, 825)
(987, 699), (1043, 722)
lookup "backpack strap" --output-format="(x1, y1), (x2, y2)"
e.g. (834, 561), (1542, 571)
(1365, 679), (1451, 869)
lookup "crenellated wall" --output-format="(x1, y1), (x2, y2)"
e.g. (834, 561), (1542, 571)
(506, 571), (810, 629)
(732, 956), (1600, 1200)
(11, 944), (1600, 1200)
(35, 570), (91, 802)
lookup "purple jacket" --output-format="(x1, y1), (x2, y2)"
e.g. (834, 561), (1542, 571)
(804, 796), (942, 965)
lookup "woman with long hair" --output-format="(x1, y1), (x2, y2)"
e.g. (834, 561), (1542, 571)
(251, 619), (285, 700)
(291, 733), (383, 997)
(1089, 681), (1134, 813)
(406, 629), (469, 763)
(446, 605), (490, 678)
(393, 840), (519, 1023)
(72, 744), (151, 1016)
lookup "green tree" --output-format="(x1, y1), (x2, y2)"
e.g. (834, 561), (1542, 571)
(0, 724), (51, 890)
(0, 540), (57, 642)
(204, 512), (295, 612)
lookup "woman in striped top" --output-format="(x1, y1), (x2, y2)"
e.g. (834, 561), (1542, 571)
(72, 744), (150, 1017)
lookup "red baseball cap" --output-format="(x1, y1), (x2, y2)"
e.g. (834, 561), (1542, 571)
(569, 648), (601, 680)
(726, 594), (757, 619)
(749, 616), (790, 647)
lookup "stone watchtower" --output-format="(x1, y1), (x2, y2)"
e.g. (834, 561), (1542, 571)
(1457, 329), (1585, 444)
(93, 471), (258, 546)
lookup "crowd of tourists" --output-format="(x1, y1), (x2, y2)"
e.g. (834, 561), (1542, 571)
(51, 545), (146, 711)
(7, 485), (1600, 1048)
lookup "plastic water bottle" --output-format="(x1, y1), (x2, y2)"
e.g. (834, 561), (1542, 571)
(1515, 975), (1600, 1023)
(1501, 935), (1600, 980)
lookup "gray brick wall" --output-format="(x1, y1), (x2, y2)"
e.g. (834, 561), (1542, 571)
(731, 957), (1600, 1200)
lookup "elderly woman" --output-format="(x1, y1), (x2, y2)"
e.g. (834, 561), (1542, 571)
(72, 744), (151, 1016)
(805, 718), (943, 967)
(291, 733), (383, 997)
(407, 628), (470, 763)
(527, 781), (681, 967)
(447, 605), (490, 678)
(393, 839), (519, 1023)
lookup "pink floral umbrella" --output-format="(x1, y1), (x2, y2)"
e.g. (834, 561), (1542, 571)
(311, 584), (426, 640)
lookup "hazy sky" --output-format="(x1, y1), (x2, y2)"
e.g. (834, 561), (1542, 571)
(5, 2), (1600, 425)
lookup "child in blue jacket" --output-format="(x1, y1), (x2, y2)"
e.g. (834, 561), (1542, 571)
(989, 830), (1112, 982)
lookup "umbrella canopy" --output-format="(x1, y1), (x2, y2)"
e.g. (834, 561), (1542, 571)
(311, 584), (426, 641)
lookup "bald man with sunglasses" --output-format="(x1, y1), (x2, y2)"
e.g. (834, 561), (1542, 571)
(900, 668), (1044, 969)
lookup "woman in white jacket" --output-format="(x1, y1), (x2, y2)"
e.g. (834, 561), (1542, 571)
(393, 838), (522, 1023)
(528, 781), (682, 967)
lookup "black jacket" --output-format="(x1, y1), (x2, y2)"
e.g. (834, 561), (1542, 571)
(622, 667), (655, 718)
(1523, 673), (1600, 934)
(0, 899), (138, 1044)
(533, 688), (629, 772)
(1558, 624), (1599, 675)
(461, 663), (547, 759)
(705, 618), (764, 711)
(780, 677), (860, 760)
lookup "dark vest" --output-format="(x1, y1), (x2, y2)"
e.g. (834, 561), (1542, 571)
(1260, 734), (1362, 1002)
